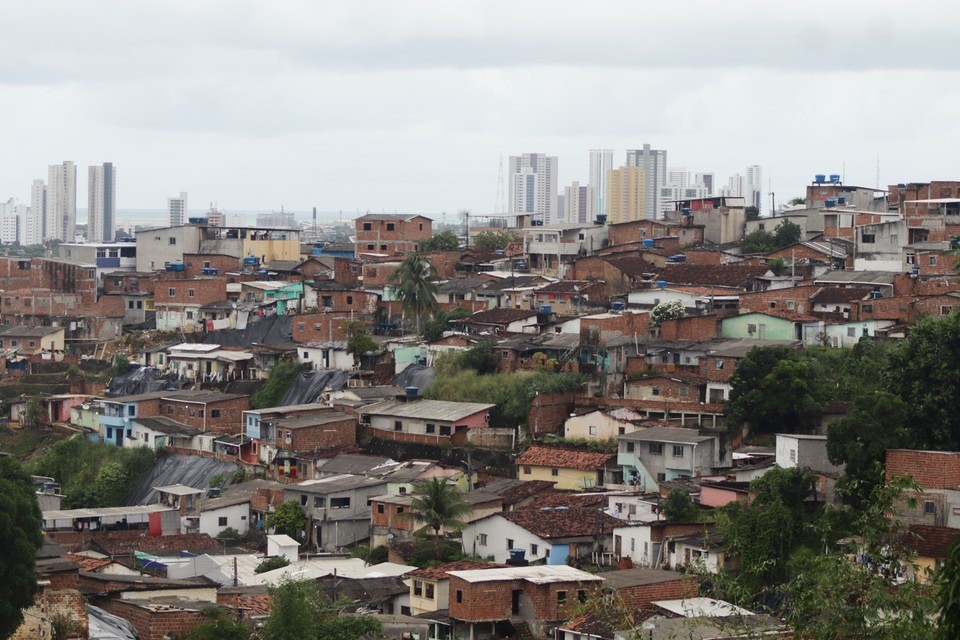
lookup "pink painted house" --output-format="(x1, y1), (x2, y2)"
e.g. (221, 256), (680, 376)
(699, 481), (752, 508)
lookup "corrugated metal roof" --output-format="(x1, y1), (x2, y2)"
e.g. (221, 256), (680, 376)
(361, 399), (494, 422)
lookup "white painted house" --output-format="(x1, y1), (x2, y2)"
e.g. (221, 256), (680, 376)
(564, 409), (644, 442)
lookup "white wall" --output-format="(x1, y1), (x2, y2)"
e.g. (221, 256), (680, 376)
(565, 410), (637, 441)
(461, 515), (548, 564)
(612, 525), (657, 567)
(199, 503), (250, 537)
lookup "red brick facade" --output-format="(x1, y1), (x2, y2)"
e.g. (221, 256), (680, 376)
(610, 575), (699, 609)
(658, 315), (718, 341)
(100, 600), (207, 640)
(356, 215), (432, 255)
(449, 576), (589, 624)
(157, 395), (250, 434)
(313, 289), (379, 315)
(887, 449), (960, 489)
(291, 312), (355, 343)
(608, 221), (703, 249)
(182, 254), (242, 278)
(277, 414), (357, 451)
(153, 277), (229, 306)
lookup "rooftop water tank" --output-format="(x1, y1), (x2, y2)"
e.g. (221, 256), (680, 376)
(830, 174), (841, 183)
(509, 549), (526, 561)
(642, 238), (655, 248)
(681, 208), (692, 216)
(825, 198), (837, 208)
(540, 305), (553, 314)
(173, 262), (184, 272)
(611, 301), (626, 311)
(256, 269), (268, 276)
(595, 214), (607, 224)
(405, 386), (419, 397)
(515, 261), (527, 270)
(164, 262), (177, 272)
(871, 291), (882, 299)
(837, 196), (847, 206)
(657, 280), (667, 289)
(667, 254), (687, 263)
(815, 174), (826, 183)
(244, 257), (259, 265)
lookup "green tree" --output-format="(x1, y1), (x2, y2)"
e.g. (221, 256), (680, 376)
(938, 537), (960, 639)
(341, 320), (378, 367)
(421, 307), (470, 341)
(389, 253), (440, 334)
(420, 230), (461, 252)
(767, 257), (786, 276)
(22, 397), (44, 429)
(406, 478), (472, 555)
(216, 527), (242, 546)
(184, 605), (251, 640)
(726, 347), (826, 435)
(0, 458), (44, 639)
(251, 360), (306, 409)
(661, 488), (698, 522)
(255, 556), (290, 574)
(773, 220), (802, 247)
(459, 339), (498, 374)
(266, 500), (307, 541)
(745, 205), (760, 221)
(94, 461), (131, 506)
(650, 299), (686, 326)
(262, 579), (382, 640)
(788, 196), (806, 206)
(740, 229), (774, 254)
(472, 230), (519, 251)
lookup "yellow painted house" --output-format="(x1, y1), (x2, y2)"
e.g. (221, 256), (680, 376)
(515, 445), (618, 491)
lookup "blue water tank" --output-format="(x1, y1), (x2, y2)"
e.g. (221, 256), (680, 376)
(509, 549), (526, 561)
(405, 386), (419, 397)
(642, 238), (655, 248)
(913, 264), (920, 275)
(681, 208), (692, 216)
(611, 301), (626, 311)
(830, 174), (841, 183)
(244, 257), (258, 265)
(825, 198), (837, 208)
(657, 280), (667, 289)
(837, 196), (847, 206)
(540, 305), (553, 314)
(595, 214), (607, 224)
(173, 262), (184, 272)
(667, 254), (686, 263)
(164, 262), (177, 272)
(871, 291), (882, 299)
(815, 174), (826, 183)
(256, 269), (268, 276)
(515, 261), (527, 270)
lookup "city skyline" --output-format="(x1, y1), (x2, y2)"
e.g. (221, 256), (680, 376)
(0, 2), (953, 215)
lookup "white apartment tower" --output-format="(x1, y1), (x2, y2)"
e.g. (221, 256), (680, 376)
(625, 144), (668, 219)
(47, 161), (77, 242)
(667, 168), (690, 189)
(746, 165), (763, 212)
(0, 198), (19, 244)
(564, 182), (596, 225)
(88, 162), (116, 243)
(27, 179), (46, 246)
(508, 153), (558, 224)
(695, 173), (715, 194)
(167, 192), (188, 226)
(588, 149), (614, 215)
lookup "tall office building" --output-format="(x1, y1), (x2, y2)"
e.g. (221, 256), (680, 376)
(0, 198), (19, 244)
(667, 167), (689, 189)
(563, 181), (596, 224)
(625, 144), (667, 218)
(746, 165), (763, 212)
(588, 149), (614, 215)
(508, 153), (558, 224)
(88, 162), (116, 242)
(28, 179), (46, 246)
(695, 172), (715, 194)
(606, 166), (647, 224)
(47, 161), (76, 242)
(167, 192), (188, 226)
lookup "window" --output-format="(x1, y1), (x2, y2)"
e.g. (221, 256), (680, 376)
(925, 500), (936, 515)
(679, 387), (688, 398)
(716, 359), (724, 370)
(530, 544), (538, 556)
(479, 533), (488, 546)
(168, 288), (176, 297)
(397, 506), (404, 514)
(651, 386), (660, 396)
(386, 223), (395, 231)
(943, 306), (954, 316)
(456, 590), (463, 603)
(551, 468), (559, 476)
(626, 442), (635, 453)
(589, 425), (598, 435)
(330, 497), (350, 509)
(346, 295), (353, 305)
(424, 582), (435, 599)
(394, 420), (403, 431)
(137, 301), (144, 309)
(367, 244), (375, 250)
(557, 590), (567, 605)
(169, 237), (176, 245)
(673, 445), (684, 457)
(28, 341), (35, 348)
(649, 442), (664, 455)
(502, 350), (510, 358)
(186, 311), (194, 320)
(907, 253), (917, 265)
(769, 301), (777, 309)
(363, 222), (372, 231)
(300, 494), (308, 506)
(413, 580), (422, 597)
(188, 288), (195, 298)
(747, 323), (757, 334)
(789, 449), (796, 463)
(847, 327), (856, 337)
(219, 517), (227, 526)
(128, 301), (135, 309)
(380, 244), (387, 251)
(425, 423), (436, 434)
(578, 590), (587, 603)
(861, 233), (875, 244)
(506, 538), (514, 550)
(440, 425), (451, 436)
(618, 426), (626, 435)
(930, 256), (939, 266)
(787, 301), (795, 310)
(377, 504), (384, 514)
(862, 304), (873, 313)
(523, 466), (532, 475)
(657, 472), (666, 482)
(315, 496), (325, 508)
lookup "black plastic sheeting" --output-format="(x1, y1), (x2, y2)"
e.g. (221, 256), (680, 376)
(125, 453), (240, 506)
(392, 364), (436, 392)
(279, 369), (351, 406)
(202, 314), (293, 347)
(106, 367), (180, 397)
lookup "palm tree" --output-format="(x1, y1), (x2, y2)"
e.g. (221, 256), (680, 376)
(406, 478), (473, 555)
(389, 253), (440, 335)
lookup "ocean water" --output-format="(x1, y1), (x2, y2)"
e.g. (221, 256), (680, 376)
(81, 208), (360, 228)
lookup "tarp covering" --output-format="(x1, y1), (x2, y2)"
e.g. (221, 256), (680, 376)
(392, 364), (436, 392)
(106, 367), (179, 397)
(88, 605), (141, 640)
(125, 453), (240, 506)
(279, 369), (351, 406)
(202, 314), (293, 347)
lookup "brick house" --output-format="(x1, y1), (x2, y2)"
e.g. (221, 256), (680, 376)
(462, 308), (540, 335)
(407, 560), (506, 616)
(358, 397), (494, 445)
(624, 373), (706, 404)
(886, 449), (960, 528)
(447, 565), (604, 640)
(285, 474), (389, 550)
(270, 412), (358, 475)
(516, 446), (619, 491)
(355, 214), (432, 255)
(153, 276), (229, 332)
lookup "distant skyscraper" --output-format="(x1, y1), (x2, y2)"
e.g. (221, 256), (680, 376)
(667, 167), (689, 189)
(167, 192), (188, 226)
(695, 173), (715, 194)
(625, 144), (667, 218)
(564, 181), (596, 224)
(588, 149), (614, 215)
(746, 165), (763, 212)
(47, 161), (76, 242)
(606, 166), (647, 224)
(508, 153), (558, 224)
(0, 198), (19, 244)
(88, 162), (116, 242)
(724, 173), (746, 199)
(27, 179), (45, 245)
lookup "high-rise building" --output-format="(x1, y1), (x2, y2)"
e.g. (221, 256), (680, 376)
(508, 153), (558, 224)
(167, 192), (188, 226)
(746, 165), (763, 212)
(667, 167), (689, 189)
(588, 149), (614, 215)
(606, 166), (647, 224)
(625, 144), (667, 218)
(88, 162), (116, 242)
(564, 181), (596, 224)
(28, 179), (46, 246)
(695, 172), (715, 194)
(0, 198), (18, 244)
(47, 161), (76, 242)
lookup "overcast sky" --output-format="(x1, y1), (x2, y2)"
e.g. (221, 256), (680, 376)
(2, 0), (959, 220)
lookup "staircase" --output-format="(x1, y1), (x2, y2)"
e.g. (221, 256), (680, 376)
(510, 621), (536, 640)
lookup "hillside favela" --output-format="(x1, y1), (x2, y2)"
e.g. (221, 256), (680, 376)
(5, 4), (960, 640)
